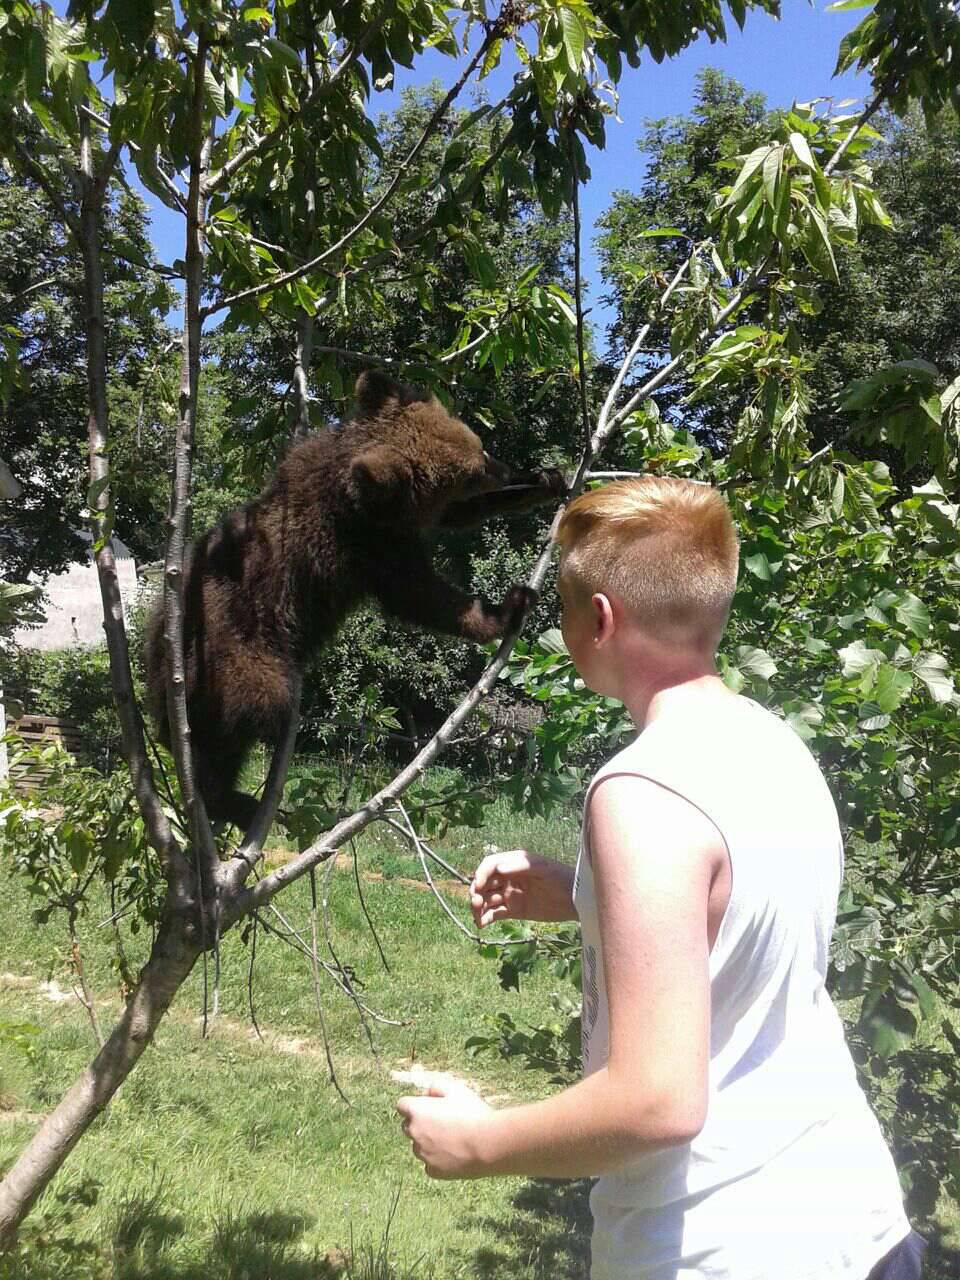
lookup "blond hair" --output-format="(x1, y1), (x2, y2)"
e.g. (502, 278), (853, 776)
(555, 476), (739, 651)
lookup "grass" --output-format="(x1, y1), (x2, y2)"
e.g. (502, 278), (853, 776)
(0, 760), (957, 1279)
(0, 784), (589, 1279)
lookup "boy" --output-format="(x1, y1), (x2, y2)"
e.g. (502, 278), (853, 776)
(396, 477), (921, 1279)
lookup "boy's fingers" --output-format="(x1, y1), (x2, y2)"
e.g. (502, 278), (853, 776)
(479, 905), (508, 927)
(471, 849), (529, 893)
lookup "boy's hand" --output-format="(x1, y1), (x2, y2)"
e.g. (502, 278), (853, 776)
(470, 850), (577, 926)
(394, 1072), (492, 1180)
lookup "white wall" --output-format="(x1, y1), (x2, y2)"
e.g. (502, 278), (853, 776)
(11, 537), (138, 652)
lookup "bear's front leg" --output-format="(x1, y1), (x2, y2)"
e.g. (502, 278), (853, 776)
(367, 543), (537, 644)
(438, 468), (568, 530)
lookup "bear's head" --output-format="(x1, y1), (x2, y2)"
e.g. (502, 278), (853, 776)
(347, 370), (510, 527)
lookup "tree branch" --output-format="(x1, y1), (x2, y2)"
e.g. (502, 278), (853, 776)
(1, 277), (57, 311)
(161, 27), (220, 899)
(203, 23), (502, 318)
(79, 104), (188, 211)
(823, 81), (891, 179)
(566, 131), (591, 448)
(10, 134), (79, 236)
(77, 109), (189, 892)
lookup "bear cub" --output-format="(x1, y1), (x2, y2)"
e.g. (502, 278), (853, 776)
(145, 370), (565, 831)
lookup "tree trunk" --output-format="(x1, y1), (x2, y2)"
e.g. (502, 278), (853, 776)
(0, 917), (200, 1241)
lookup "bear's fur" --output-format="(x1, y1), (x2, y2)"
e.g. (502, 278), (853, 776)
(144, 370), (565, 830)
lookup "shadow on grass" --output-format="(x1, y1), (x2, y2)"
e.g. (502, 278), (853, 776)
(1, 1204), (345, 1280)
(923, 1224), (960, 1280)
(466, 1178), (591, 1280)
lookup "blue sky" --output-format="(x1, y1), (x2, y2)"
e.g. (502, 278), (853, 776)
(138, 1), (872, 332)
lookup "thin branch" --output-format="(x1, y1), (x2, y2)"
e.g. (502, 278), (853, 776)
(79, 105), (188, 212)
(309, 870), (352, 1104)
(566, 131), (591, 448)
(264, 902), (404, 1027)
(211, 112), (520, 329)
(247, 911), (263, 1041)
(604, 259), (770, 440)
(380, 816), (471, 885)
(319, 855), (380, 1064)
(76, 108), (188, 892)
(394, 802), (479, 943)
(351, 840), (391, 973)
(586, 471), (646, 480)
(230, 674), (302, 878)
(69, 926), (105, 1050)
(161, 25), (221, 907)
(1, 278), (57, 311)
(10, 134), (79, 236)
(387, 807), (559, 950)
(822, 82), (890, 179)
(292, 312), (313, 436)
(204, 23), (502, 317)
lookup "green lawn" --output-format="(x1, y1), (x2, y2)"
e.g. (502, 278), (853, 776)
(0, 786), (956, 1279)
(0, 807), (590, 1279)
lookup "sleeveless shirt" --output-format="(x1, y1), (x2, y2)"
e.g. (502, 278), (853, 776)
(573, 695), (910, 1280)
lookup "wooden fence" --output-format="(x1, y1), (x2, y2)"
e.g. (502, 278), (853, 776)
(5, 713), (86, 792)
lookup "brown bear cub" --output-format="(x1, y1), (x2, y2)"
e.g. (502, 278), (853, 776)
(145, 370), (565, 831)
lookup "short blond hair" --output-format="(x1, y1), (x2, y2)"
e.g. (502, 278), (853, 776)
(555, 476), (739, 651)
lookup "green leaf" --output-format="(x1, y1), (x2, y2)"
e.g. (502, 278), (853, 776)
(204, 66), (226, 118)
(919, 392), (942, 426)
(872, 664), (912, 714)
(802, 207), (839, 284)
(735, 645), (777, 679)
(639, 227), (683, 238)
(725, 145), (770, 204)
(761, 145), (781, 208)
(480, 37), (502, 79)
(894, 592), (930, 639)
(788, 131), (816, 171)
(912, 652), (956, 704)
(743, 552), (773, 581)
(264, 37), (301, 70)
(538, 628), (568, 655)
(560, 9), (586, 70)
(105, 0), (155, 47)
(838, 640), (883, 680)
(859, 988), (918, 1058)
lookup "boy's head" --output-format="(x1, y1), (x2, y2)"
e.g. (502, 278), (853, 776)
(554, 476), (739, 659)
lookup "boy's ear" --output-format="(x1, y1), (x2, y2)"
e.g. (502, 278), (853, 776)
(592, 592), (617, 642)
(348, 445), (414, 520)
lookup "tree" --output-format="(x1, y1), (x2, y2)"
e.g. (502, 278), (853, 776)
(0, 157), (176, 579)
(3, 0), (959, 1242)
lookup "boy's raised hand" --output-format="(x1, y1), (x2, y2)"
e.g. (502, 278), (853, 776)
(470, 849), (577, 927)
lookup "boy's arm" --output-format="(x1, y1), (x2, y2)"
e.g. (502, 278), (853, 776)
(397, 776), (722, 1179)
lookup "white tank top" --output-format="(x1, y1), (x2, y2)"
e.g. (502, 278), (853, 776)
(573, 695), (910, 1280)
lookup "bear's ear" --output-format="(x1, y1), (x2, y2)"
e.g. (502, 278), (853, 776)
(348, 445), (414, 520)
(353, 369), (428, 418)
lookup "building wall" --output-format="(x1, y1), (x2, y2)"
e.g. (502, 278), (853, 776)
(11, 541), (138, 652)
